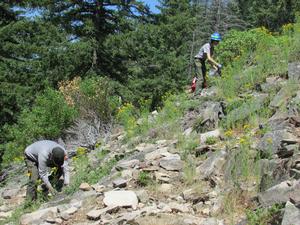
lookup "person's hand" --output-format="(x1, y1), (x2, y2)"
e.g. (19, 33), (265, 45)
(217, 64), (222, 69)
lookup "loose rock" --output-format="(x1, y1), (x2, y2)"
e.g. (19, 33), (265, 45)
(79, 183), (92, 191)
(103, 190), (139, 209)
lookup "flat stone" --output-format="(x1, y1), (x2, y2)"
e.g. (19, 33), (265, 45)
(91, 184), (105, 193)
(158, 184), (174, 193)
(182, 188), (209, 203)
(258, 180), (298, 206)
(282, 201), (300, 225)
(168, 202), (190, 213)
(45, 216), (56, 223)
(154, 171), (171, 182)
(196, 150), (227, 179)
(79, 183), (92, 191)
(70, 199), (82, 209)
(55, 218), (63, 224)
(103, 191), (138, 209)
(20, 207), (58, 225)
(159, 154), (183, 171)
(0, 204), (12, 212)
(121, 170), (133, 179)
(142, 166), (160, 171)
(112, 178), (127, 188)
(63, 206), (78, 215)
(289, 188), (300, 205)
(0, 211), (12, 219)
(135, 189), (149, 203)
(2, 188), (19, 199)
(195, 145), (215, 157)
(145, 147), (169, 161)
(86, 206), (119, 220)
(116, 159), (140, 170)
(183, 128), (193, 136)
(135, 143), (156, 152)
(60, 212), (70, 221)
(101, 214), (113, 224)
(200, 129), (221, 144)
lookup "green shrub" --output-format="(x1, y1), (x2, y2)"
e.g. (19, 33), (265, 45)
(64, 152), (116, 195)
(222, 97), (268, 129)
(137, 171), (152, 186)
(246, 204), (284, 225)
(1, 88), (77, 163)
(229, 138), (261, 187)
(59, 76), (120, 122)
(216, 26), (292, 99)
(216, 28), (269, 66)
(289, 19), (300, 62)
(205, 136), (218, 145)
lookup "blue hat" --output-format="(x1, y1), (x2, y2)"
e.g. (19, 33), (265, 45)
(211, 32), (222, 41)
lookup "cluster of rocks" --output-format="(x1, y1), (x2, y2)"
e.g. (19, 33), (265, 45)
(1, 63), (300, 225)
(1, 136), (225, 225)
(254, 63), (300, 224)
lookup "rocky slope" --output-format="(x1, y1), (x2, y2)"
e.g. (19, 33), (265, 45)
(0, 63), (300, 225)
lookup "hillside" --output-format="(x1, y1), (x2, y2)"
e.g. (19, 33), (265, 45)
(1, 1), (300, 225)
(1, 22), (300, 225)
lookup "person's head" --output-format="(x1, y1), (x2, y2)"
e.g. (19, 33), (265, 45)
(52, 147), (65, 167)
(210, 32), (221, 46)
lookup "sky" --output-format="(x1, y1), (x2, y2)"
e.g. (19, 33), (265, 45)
(142, 0), (161, 13)
(17, 1), (161, 18)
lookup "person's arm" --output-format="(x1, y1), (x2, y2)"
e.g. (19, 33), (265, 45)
(204, 44), (221, 69)
(62, 156), (70, 185)
(207, 52), (221, 69)
(38, 154), (56, 193)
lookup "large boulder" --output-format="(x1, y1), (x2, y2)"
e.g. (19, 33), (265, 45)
(288, 62), (300, 81)
(159, 154), (183, 171)
(182, 101), (224, 132)
(281, 201), (300, 225)
(196, 150), (227, 179)
(257, 130), (298, 156)
(258, 180), (299, 206)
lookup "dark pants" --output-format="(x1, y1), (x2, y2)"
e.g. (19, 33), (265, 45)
(195, 58), (207, 89)
(25, 158), (39, 201)
(25, 156), (63, 201)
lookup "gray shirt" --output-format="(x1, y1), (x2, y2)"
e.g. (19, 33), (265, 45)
(195, 43), (212, 60)
(25, 140), (70, 189)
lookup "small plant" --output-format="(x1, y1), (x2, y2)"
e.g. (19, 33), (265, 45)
(192, 116), (205, 133)
(137, 171), (152, 186)
(117, 102), (138, 138)
(229, 137), (261, 188)
(64, 153), (116, 195)
(205, 136), (218, 145)
(183, 157), (197, 185)
(221, 188), (254, 224)
(246, 204), (284, 225)
(177, 135), (199, 160)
